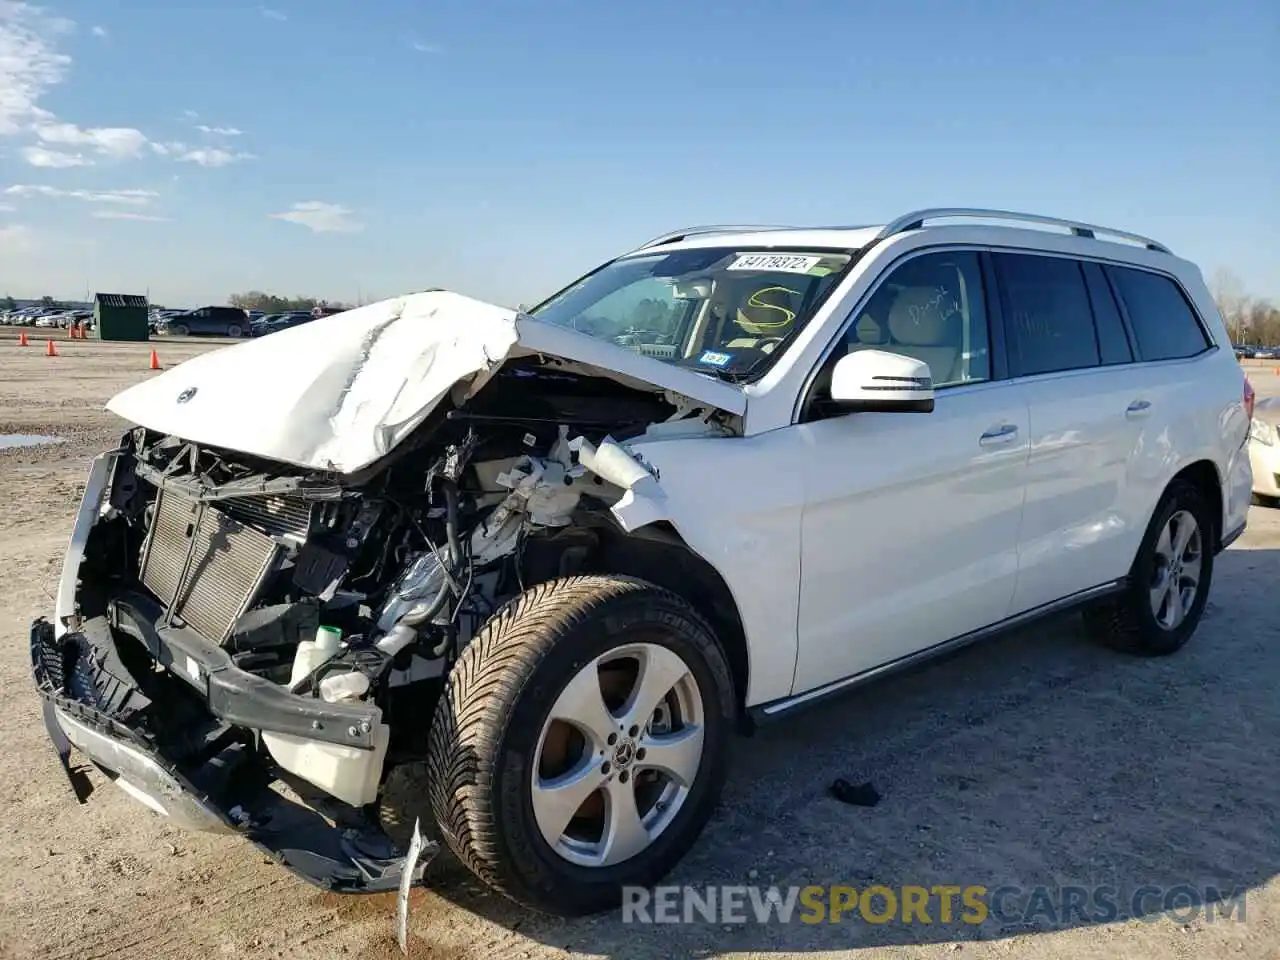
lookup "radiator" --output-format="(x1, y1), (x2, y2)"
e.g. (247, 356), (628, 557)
(139, 490), (305, 643)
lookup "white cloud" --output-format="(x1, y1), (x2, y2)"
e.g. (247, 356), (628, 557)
(33, 118), (149, 158)
(6, 184), (159, 205)
(270, 201), (363, 234)
(0, 202), (13, 211)
(410, 40), (440, 54)
(0, 7), (191, 168)
(0, 3), (72, 135)
(22, 144), (90, 167)
(152, 140), (252, 166)
(260, 7), (287, 21)
(92, 210), (170, 222)
(182, 109), (199, 120)
(195, 124), (243, 136)
(177, 148), (253, 167)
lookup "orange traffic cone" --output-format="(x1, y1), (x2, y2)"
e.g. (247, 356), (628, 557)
(46, 339), (57, 357)
(149, 349), (160, 370)
(18, 331), (28, 346)
(69, 324), (78, 339)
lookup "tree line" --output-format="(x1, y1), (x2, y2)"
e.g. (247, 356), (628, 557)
(1211, 269), (1280, 347)
(228, 291), (355, 313)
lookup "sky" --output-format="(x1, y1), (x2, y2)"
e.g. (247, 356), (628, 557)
(0, 0), (1276, 308)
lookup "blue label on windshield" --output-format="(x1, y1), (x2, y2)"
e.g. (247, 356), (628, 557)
(697, 350), (732, 368)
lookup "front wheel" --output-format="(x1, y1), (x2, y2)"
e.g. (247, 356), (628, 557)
(1083, 479), (1215, 656)
(426, 575), (735, 916)
(170, 323), (189, 336)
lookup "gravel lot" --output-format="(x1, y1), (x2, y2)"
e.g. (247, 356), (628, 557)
(1, 328), (1276, 960)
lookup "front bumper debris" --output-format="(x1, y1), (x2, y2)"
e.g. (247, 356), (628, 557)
(30, 616), (436, 894)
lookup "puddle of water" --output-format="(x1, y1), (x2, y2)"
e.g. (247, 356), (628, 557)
(0, 433), (66, 450)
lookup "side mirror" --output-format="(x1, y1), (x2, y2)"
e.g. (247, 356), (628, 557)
(828, 349), (935, 413)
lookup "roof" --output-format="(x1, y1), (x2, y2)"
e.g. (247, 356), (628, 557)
(95, 293), (149, 308)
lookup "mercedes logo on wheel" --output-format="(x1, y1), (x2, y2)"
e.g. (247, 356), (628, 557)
(176, 387), (198, 404)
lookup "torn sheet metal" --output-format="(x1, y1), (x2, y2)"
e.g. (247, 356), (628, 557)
(105, 290), (745, 475)
(396, 818), (427, 955)
(569, 436), (668, 532)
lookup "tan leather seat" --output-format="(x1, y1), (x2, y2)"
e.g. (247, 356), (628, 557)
(885, 287), (961, 384)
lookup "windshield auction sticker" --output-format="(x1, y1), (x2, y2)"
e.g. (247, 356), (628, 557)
(727, 254), (823, 274)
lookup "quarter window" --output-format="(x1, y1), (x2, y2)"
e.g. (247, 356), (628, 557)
(1105, 266), (1211, 361)
(838, 251), (990, 387)
(994, 253), (1099, 377)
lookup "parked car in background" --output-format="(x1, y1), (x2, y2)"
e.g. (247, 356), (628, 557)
(250, 313), (285, 336)
(156, 306), (250, 337)
(263, 311), (315, 335)
(1249, 394), (1280, 506)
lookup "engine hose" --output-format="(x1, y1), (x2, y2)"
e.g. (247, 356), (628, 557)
(442, 479), (462, 567)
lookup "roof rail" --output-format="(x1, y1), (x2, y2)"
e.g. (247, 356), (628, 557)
(636, 224), (794, 251)
(873, 208), (1172, 254)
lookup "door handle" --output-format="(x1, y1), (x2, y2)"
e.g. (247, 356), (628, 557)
(1126, 399), (1152, 418)
(979, 423), (1019, 445)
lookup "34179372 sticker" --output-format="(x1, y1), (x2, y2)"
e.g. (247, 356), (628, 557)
(726, 253), (822, 274)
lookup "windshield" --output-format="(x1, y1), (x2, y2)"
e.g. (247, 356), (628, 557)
(528, 247), (854, 376)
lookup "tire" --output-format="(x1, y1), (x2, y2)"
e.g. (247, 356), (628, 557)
(378, 761), (441, 847)
(171, 324), (189, 336)
(1083, 479), (1215, 656)
(227, 324), (243, 338)
(425, 575), (735, 916)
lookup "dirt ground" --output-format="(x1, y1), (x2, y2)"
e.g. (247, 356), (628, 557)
(1, 327), (1277, 960)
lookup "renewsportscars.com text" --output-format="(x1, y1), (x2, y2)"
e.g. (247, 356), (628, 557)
(622, 884), (1248, 926)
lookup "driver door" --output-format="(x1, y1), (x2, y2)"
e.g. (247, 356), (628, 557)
(789, 250), (1031, 694)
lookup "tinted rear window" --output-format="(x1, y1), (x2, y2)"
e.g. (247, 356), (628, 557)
(994, 253), (1099, 376)
(1081, 261), (1133, 365)
(1105, 266), (1211, 362)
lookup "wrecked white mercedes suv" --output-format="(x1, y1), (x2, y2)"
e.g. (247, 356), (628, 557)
(32, 209), (1253, 916)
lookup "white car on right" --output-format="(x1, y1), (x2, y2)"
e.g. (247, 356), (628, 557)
(1249, 395), (1280, 505)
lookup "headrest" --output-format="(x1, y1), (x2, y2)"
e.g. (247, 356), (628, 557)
(854, 313), (886, 344)
(887, 287), (957, 346)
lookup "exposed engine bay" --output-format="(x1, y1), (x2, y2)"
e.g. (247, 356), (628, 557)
(38, 355), (737, 889)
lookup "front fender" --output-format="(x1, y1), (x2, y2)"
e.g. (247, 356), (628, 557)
(581, 434), (805, 707)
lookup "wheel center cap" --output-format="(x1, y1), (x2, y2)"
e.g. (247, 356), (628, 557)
(613, 739), (637, 767)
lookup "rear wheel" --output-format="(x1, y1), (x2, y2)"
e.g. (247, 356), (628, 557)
(1083, 480), (1214, 656)
(425, 575), (734, 916)
(227, 323), (243, 337)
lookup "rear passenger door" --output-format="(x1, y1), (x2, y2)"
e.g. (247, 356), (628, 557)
(996, 252), (1153, 614)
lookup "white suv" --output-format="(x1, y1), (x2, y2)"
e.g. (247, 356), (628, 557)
(33, 208), (1253, 918)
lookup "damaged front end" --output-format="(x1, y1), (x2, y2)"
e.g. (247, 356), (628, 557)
(31, 333), (738, 895)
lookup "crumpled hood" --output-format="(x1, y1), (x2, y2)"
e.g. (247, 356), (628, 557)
(106, 290), (745, 473)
